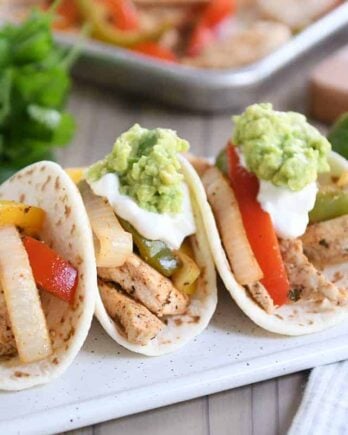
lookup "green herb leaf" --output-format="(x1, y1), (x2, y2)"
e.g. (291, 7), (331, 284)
(0, 7), (78, 182)
(328, 113), (348, 159)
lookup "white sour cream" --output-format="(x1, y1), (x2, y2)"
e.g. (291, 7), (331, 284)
(89, 173), (196, 250)
(257, 180), (318, 239)
(237, 147), (318, 239)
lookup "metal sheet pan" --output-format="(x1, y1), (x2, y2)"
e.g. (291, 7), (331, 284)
(57, 3), (348, 112)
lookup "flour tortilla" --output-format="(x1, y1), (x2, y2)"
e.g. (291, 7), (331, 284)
(95, 156), (217, 355)
(0, 161), (97, 390)
(192, 151), (348, 336)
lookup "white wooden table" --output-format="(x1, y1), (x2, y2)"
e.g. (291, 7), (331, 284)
(54, 78), (314, 435)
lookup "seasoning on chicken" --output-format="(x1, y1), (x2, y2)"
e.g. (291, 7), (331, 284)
(280, 238), (347, 304)
(99, 280), (165, 345)
(302, 215), (348, 267)
(98, 253), (189, 317)
(246, 282), (275, 313)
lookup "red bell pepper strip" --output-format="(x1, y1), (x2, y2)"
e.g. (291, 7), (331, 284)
(132, 42), (177, 62)
(99, 0), (139, 31)
(227, 144), (290, 306)
(187, 25), (214, 58)
(200, 0), (236, 28)
(43, 0), (80, 30)
(23, 236), (78, 304)
(187, 0), (235, 57)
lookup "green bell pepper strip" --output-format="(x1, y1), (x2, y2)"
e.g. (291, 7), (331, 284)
(309, 190), (348, 223)
(119, 219), (182, 277)
(215, 147), (228, 175)
(76, 0), (170, 48)
(328, 113), (348, 160)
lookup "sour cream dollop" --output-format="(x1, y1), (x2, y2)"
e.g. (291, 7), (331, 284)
(257, 180), (318, 239)
(237, 147), (317, 239)
(89, 173), (196, 250)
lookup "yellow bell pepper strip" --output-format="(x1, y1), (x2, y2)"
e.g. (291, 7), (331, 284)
(0, 201), (45, 236)
(65, 167), (85, 184)
(76, 0), (170, 48)
(172, 241), (200, 296)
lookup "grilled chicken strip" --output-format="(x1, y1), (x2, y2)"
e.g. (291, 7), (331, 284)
(302, 215), (348, 267)
(99, 281), (164, 346)
(0, 288), (16, 358)
(257, 0), (340, 31)
(246, 282), (275, 313)
(98, 253), (189, 317)
(183, 21), (290, 69)
(280, 239), (347, 304)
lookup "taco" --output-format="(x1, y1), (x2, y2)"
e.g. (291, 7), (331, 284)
(0, 161), (96, 390)
(191, 103), (348, 335)
(76, 124), (217, 355)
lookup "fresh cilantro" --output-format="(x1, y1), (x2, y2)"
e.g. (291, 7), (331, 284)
(0, 6), (77, 182)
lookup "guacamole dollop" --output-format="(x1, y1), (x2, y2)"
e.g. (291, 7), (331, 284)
(87, 124), (189, 214)
(233, 103), (331, 191)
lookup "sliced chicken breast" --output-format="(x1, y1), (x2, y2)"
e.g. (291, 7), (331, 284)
(99, 281), (164, 346)
(246, 282), (275, 313)
(257, 0), (340, 31)
(183, 21), (290, 69)
(280, 238), (347, 304)
(98, 253), (189, 317)
(302, 215), (348, 267)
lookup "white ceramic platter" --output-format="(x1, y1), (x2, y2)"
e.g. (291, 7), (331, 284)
(2, 286), (348, 435)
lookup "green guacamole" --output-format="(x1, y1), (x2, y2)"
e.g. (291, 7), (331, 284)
(87, 124), (189, 214)
(232, 103), (331, 191)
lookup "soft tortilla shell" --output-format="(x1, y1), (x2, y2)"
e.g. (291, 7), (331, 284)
(0, 162), (97, 390)
(191, 151), (348, 336)
(94, 156), (218, 355)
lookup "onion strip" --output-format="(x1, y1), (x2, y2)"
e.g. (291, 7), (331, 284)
(0, 226), (52, 363)
(202, 166), (263, 285)
(80, 181), (133, 267)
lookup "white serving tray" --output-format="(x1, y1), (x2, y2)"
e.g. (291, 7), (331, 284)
(2, 286), (348, 435)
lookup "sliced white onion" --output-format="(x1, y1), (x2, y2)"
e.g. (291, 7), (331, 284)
(80, 182), (132, 267)
(0, 226), (52, 363)
(202, 166), (263, 285)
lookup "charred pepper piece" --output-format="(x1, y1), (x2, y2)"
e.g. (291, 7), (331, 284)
(120, 219), (182, 277)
